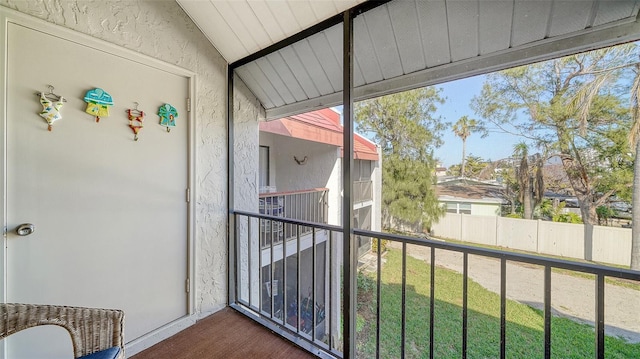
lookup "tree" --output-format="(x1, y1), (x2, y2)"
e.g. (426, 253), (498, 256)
(355, 87), (447, 229)
(512, 142), (544, 220)
(451, 116), (485, 177)
(472, 45), (636, 226)
(562, 47), (639, 269)
(447, 154), (490, 179)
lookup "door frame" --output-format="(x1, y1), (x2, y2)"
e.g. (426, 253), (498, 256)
(0, 7), (198, 356)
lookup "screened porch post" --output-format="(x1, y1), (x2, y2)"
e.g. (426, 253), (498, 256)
(342, 8), (356, 359)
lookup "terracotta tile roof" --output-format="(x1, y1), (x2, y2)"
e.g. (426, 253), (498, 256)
(260, 108), (379, 161)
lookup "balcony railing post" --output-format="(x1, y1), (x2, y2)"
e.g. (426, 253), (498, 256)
(596, 274), (605, 359)
(544, 266), (551, 359)
(463, 252), (468, 359)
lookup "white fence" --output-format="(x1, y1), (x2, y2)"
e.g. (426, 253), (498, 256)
(431, 213), (632, 266)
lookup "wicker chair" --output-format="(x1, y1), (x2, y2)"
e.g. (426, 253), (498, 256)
(1, 303), (125, 359)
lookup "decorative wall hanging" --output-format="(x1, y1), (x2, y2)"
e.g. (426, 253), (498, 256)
(127, 102), (144, 141)
(158, 103), (178, 132)
(294, 156), (308, 165)
(36, 85), (66, 131)
(84, 88), (114, 122)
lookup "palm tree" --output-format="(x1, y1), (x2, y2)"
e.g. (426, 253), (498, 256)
(452, 116), (483, 178)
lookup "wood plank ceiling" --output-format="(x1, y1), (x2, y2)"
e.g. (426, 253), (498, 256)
(177, 0), (640, 119)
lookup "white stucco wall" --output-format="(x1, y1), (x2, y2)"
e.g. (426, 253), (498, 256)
(234, 79), (263, 307)
(260, 133), (339, 193)
(327, 155), (342, 226)
(371, 151), (382, 232)
(471, 202), (502, 216)
(260, 133), (343, 225)
(0, 0), (261, 318)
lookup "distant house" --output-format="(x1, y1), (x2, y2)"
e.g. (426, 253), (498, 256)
(437, 178), (508, 216)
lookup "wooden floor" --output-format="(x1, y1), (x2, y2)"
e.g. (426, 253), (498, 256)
(131, 307), (317, 359)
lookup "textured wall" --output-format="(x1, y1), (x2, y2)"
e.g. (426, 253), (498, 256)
(260, 133), (338, 193)
(0, 0), (260, 315)
(233, 78), (263, 305)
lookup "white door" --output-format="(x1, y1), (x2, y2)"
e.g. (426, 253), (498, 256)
(4, 22), (190, 358)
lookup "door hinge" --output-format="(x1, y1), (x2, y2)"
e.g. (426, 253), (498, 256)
(186, 278), (190, 293)
(186, 188), (190, 203)
(186, 98), (191, 112)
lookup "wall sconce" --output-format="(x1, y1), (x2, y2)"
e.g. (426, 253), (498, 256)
(294, 155), (308, 165)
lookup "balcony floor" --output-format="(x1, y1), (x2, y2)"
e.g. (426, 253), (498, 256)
(131, 307), (317, 359)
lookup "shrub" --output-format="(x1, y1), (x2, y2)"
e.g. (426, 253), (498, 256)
(371, 238), (389, 253)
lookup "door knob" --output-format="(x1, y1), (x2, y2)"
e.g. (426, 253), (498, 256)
(16, 223), (35, 236)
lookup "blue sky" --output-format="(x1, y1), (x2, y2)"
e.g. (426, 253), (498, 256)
(434, 75), (522, 168)
(342, 75), (525, 168)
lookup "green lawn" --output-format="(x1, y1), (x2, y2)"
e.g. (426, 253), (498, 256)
(356, 249), (640, 358)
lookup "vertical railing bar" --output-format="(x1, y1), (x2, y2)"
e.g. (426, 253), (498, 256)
(318, 191), (321, 222)
(596, 273), (605, 359)
(309, 192), (312, 225)
(282, 217), (288, 326)
(297, 225), (302, 333)
(429, 247), (435, 359)
(325, 190), (327, 222)
(270, 218), (275, 319)
(401, 242), (407, 358)
(248, 216), (253, 308)
(500, 257), (506, 359)
(283, 195), (288, 239)
(235, 215), (240, 306)
(312, 228), (317, 341)
(544, 266), (551, 359)
(329, 230), (334, 350)
(462, 252), (468, 359)
(259, 215), (263, 314)
(376, 237), (381, 359)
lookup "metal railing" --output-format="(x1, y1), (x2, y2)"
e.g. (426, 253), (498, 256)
(353, 180), (372, 203)
(356, 228), (640, 359)
(233, 211), (344, 358)
(232, 213), (640, 359)
(259, 188), (329, 248)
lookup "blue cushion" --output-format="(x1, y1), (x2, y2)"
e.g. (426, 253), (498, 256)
(78, 347), (120, 359)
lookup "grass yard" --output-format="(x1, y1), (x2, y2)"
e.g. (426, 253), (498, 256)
(356, 249), (640, 358)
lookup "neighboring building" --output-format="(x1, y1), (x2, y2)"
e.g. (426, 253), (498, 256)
(437, 178), (508, 216)
(258, 108), (382, 340)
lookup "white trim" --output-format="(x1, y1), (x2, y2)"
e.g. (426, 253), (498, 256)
(125, 314), (195, 357)
(124, 303), (228, 356)
(0, 6), (7, 359)
(187, 74), (197, 315)
(439, 197), (503, 205)
(0, 6), (198, 355)
(265, 15), (640, 120)
(353, 200), (373, 210)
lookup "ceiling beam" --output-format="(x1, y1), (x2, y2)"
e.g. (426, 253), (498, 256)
(230, 0), (392, 70)
(264, 15), (640, 121)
